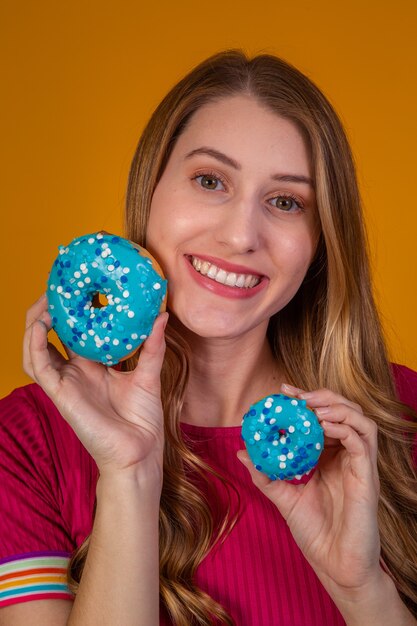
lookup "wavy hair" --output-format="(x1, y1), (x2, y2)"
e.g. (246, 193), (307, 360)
(69, 50), (417, 624)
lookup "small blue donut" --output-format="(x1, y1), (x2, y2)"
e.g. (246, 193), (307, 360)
(241, 393), (324, 480)
(47, 232), (167, 366)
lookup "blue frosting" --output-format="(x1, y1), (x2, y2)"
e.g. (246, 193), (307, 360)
(241, 393), (324, 481)
(47, 232), (167, 366)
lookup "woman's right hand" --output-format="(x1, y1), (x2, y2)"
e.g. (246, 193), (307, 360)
(23, 293), (168, 482)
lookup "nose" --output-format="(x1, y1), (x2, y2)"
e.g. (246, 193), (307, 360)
(214, 195), (261, 254)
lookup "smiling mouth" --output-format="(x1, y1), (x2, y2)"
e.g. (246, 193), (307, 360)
(189, 255), (261, 288)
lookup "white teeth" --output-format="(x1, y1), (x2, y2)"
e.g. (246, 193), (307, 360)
(225, 272), (237, 286)
(190, 256), (260, 289)
(214, 269), (227, 283)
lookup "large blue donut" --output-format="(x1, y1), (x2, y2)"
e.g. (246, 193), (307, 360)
(241, 393), (324, 480)
(47, 232), (167, 366)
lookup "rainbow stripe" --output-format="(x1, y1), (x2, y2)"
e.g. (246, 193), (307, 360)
(0, 552), (74, 607)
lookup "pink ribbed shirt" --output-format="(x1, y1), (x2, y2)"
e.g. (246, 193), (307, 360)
(0, 364), (416, 624)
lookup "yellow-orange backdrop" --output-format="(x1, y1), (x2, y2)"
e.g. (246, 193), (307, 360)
(1, 0), (416, 398)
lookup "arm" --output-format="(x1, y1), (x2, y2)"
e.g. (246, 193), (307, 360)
(0, 294), (168, 626)
(238, 383), (417, 626)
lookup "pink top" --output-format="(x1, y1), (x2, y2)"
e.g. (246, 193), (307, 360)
(0, 364), (416, 625)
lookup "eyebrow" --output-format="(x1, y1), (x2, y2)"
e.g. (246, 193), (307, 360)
(185, 146), (314, 187)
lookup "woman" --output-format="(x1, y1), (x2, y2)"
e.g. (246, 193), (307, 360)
(1, 50), (417, 626)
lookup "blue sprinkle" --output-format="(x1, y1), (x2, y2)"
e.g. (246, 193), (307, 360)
(95, 248), (101, 255)
(52, 317), (57, 324)
(278, 473), (286, 480)
(262, 408), (270, 414)
(114, 260), (120, 268)
(69, 309), (75, 315)
(306, 443), (314, 449)
(72, 336), (79, 342)
(249, 409), (256, 416)
(111, 236), (120, 243)
(100, 276), (108, 282)
(267, 435), (274, 442)
(122, 338), (129, 343)
(64, 260), (71, 267)
(103, 344), (110, 351)
(282, 447), (289, 454)
(291, 462), (299, 469)
(121, 275), (128, 283)
(255, 465), (263, 471)
(57, 270), (63, 276)
(261, 451), (268, 458)
(68, 341), (73, 347)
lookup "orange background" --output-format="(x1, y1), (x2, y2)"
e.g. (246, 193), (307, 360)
(1, 0), (416, 398)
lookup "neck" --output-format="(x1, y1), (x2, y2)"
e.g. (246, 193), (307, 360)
(173, 318), (283, 427)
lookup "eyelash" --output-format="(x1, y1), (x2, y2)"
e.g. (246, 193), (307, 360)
(192, 171), (305, 213)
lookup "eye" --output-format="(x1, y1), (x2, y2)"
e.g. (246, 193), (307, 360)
(194, 173), (225, 191)
(269, 195), (302, 212)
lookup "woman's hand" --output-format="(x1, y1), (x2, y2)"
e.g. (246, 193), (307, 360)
(237, 383), (382, 598)
(23, 294), (168, 482)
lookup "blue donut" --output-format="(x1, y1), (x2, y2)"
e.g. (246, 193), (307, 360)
(47, 232), (167, 366)
(241, 393), (324, 480)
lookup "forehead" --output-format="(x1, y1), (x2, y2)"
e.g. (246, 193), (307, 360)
(172, 95), (312, 176)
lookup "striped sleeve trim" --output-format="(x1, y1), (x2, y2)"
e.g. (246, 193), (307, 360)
(0, 553), (74, 607)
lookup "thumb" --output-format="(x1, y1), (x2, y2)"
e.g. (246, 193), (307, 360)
(237, 448), (305, 521)
(131, 312), (169, 391)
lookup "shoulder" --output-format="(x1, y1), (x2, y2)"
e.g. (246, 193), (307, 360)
(391, 363), (417, 411)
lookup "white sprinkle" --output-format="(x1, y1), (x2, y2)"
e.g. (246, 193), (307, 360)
(88, 237), (95, 244)
(109, 314), (114, 320)
(64, 293), (71, 299)
(264, 401), (272, 409)
(96, 233), (103, 239)
(122, 267), (130, 274)
(114, 297), (121, 303)
(66, 320), (74, 328)
(77, 281), (84, 288)
(315, 443), (322, 450)
(81, 333), (87, 340)
(104, 337), (110, 343)
(88, 329), (95, 335)
(106, 355), (113, 360)
(57, 286), (63, 293)
(84, 277), (91, 284)
(101, 251), (107, 258)
(92, 261), (98, 268)
(153, 282), (161, 290)
(80, 263), (87, 271)
(74, 271), (81, 278)
(279, 462), (286, 469)
(288, 425), (295, 433)
(126, 344), (132, 350)
(291, 399), (298, 406)
(279, 455), (287, 461)
(131, 333), (138, 340)
(112, 339), (120, 346)
(127, 311), (135, 318)
(116, 305), (122, 312)
(287, 452), (294, 460)
(59, 248), (65, 255)
(49, 304), (54, 310)
(295, 474), (302, 480)
(74, 290), (81, 296)
(272, 440), (279, 446)
(267, 397), (274, 402)
(140, 334), (147, 340)
(50, 284), (56, 291)
(108, 264), (115, 271)
(254, 432), (261, 441)
(269, 417), (276, 425)
(79, 340), (85, 347)
(280, 436), (287, 444)
(275, 406), (283, 413)
(123, 290), (130, 298)
(101, 243), (109, 249)
(102, 322), (108, 328)
(304, 420), (311, 427)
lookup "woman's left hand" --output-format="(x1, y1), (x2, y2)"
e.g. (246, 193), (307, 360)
(237, 383), (382, 597)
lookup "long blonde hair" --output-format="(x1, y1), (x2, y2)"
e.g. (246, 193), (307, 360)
(69, 51), (417, 624)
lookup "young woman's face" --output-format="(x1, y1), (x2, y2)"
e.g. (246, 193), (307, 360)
(146, 95), (319, 340)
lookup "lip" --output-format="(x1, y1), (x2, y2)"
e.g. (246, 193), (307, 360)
(184, 255), (269, 299)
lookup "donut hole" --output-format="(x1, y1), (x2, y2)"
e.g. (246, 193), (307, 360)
(91, 292), (109, 309)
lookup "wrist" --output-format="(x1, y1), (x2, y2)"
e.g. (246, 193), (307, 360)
(330, 569), (415, 626)
(97, 456), (163, 501)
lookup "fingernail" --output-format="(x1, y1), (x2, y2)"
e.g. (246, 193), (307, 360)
(299, 392), (313, 400)
(281, 383), (302, 393)
(315, 407), (330, 416)
(162, 312), (169, 330)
